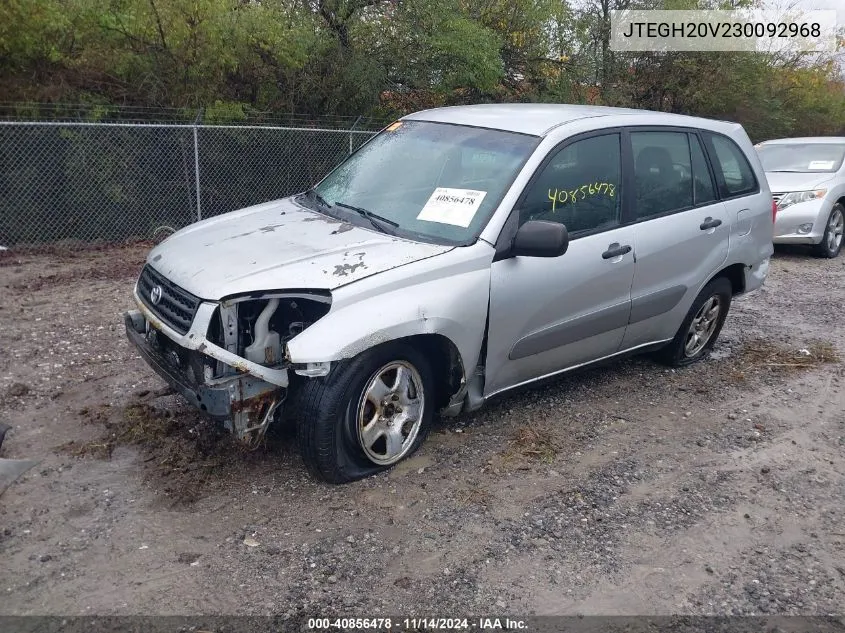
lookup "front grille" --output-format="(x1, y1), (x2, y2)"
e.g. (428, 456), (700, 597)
(772, 192), (785, 205)
(137, 265), (201, 335)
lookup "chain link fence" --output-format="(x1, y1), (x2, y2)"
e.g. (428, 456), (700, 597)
(0, 111), (385, 247)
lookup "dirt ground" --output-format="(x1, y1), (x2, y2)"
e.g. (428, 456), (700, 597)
(0, 243), (844, 617)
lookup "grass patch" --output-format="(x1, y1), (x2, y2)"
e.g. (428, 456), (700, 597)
(456, 486), (492, 508)
(116, 403), (181, 444)
(57, 401), (272, 506)
(735, 339), (839, 372)
(56, 439), (114, 460)
(500, 423), (563, 467)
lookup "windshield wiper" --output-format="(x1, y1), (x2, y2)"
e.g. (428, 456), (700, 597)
(334, 201), (399, 235)
(305, 187), (332, 209)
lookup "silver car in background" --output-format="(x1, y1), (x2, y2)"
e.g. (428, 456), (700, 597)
(756, 137), (845, 258)
(124, 104), (774, 483)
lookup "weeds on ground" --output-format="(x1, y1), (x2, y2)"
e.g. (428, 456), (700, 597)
(57, 439), (113, 460)
(497, 423), (563, 470)
(57, 400), (270, 505)
(456, 486), (492, 508)
(735, 339), (839, 371)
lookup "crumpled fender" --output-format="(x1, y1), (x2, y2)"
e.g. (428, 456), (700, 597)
(285, 243), (495, 377)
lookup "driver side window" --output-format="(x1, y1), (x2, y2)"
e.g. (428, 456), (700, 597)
(519, 134), (622, 236)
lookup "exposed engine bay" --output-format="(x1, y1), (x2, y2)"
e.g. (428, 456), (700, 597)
(125, 266), (333, 447)
(208, 294), (331, 376)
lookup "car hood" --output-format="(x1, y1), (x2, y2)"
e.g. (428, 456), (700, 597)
(765, 172), (834, 193)
(146, 197), (453, 299)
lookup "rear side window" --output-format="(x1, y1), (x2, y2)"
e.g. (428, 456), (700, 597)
(707, 134), (758, 197)
(632, 131), (694, 219)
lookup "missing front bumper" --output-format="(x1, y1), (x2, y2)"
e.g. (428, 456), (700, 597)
(124, 310), (287, 440)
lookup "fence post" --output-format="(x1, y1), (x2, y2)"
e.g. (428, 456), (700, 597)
(348, 115), (363, 155)
(193, 108), (203, 221)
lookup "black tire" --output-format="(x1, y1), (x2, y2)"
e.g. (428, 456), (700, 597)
(295, 342), (435, 483)
(812, 203), (844, 259)
(654, 276), (732, 367)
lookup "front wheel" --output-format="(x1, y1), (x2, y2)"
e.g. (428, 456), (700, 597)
(654, 277), (732, 367)
(813, 203), (844, 259)
(295, 342), (435, 483)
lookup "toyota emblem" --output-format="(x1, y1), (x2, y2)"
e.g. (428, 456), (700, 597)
(150, 285), (163, 305)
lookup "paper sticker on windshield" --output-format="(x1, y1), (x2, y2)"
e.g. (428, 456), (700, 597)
(808, 160), (835, 170)
(417, 188), (487, 228)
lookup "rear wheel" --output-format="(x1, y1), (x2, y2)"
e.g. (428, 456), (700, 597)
(655, 277), (732, 367)
(813, 203), (844, 258)
(295, 342), (434, 483)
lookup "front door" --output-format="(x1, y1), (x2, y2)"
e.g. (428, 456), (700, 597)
(484, 132), (636, 396)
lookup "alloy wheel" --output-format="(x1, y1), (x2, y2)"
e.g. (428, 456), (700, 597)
(826, 207), (844, 254)
(684, 295), (722, 357)
(356, 361), (425, 465)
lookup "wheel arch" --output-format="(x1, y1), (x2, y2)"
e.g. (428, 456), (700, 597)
(709, 262), (746, 296)
(363, 334), (466, 411)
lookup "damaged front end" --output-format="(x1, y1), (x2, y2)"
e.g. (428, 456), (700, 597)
(124, 265), (331, 445)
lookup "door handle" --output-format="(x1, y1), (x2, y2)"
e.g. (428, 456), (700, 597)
(700, 217), (722, 230)
(602, 243), (632, 259)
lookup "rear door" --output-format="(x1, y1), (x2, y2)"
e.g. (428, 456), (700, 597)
(621, 128), (731, 349)
(703, 131), (772, 269)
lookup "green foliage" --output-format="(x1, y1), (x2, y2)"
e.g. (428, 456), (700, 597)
(203, 102), (248, 124)
(1, 0), (843, 137)
(0, 0), (73, 68)
(355, 0), (502, 94)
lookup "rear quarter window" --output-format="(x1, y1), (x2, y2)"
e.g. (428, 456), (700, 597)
(705, 133), (759, 198)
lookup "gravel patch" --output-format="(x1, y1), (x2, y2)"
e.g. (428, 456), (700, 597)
(0, 245), (843, 615)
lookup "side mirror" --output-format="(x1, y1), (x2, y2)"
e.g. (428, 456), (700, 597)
(511, 220), (569, 258)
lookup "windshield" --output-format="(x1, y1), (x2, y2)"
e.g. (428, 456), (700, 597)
(307, 121), (540, 244)
(757, 143), (845, 173)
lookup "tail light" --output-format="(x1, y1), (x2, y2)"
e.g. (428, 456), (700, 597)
(771, 200), (777, 223)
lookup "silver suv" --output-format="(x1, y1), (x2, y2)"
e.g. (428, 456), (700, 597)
(124, 104), (774, 483)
